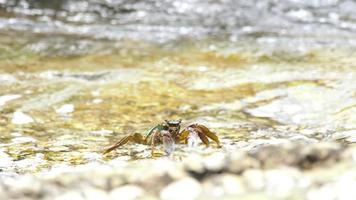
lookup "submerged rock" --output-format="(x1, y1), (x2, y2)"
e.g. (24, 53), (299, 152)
(0, 94), (21, 107)
(55, 104), (75, 114)
(11, 111), (34, 125)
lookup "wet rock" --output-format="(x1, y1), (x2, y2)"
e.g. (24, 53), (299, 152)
(92, 98), (103, 104)
(0, 150), (13, 168)
(11, 111), (34, 125)
(249, 142), (343, 169)
(332, 130), (356, 143)
(11, 136), (37, 144)
(0, 74), (17, 84)
(0, 94), (21, 107)
(110, 185), (144, 200)
(160, 177), (202, 200)
(55, 104), (74, 114)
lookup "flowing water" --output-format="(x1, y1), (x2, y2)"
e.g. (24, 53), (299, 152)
(0, 0), (355, 175)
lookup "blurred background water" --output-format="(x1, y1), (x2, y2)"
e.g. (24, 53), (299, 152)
(1, 0), (356, 56)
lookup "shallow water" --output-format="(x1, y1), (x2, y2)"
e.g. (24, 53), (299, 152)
(0, 0), (356, 173)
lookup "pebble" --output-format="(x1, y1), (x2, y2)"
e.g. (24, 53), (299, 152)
(110, 185), (144, 200)
(54, 191), (85, 200)
(160, 177), (202, 200)
(242, 169), (265, 191)
(264, 168), (299, 198)
(11, 111), (34, 125)
(4, 175), (41, 196)
(0, 185), (8, 200)
(203, 174), (245, 197)
(203, 152), (226, 171)
(11, 136), (37, 144)
(332, 130), (356, 143)
(0, 94), (21, 107)
(0, 151), (13, 168)
(81, 188), (110, 200)
(92, 99), (103, 104)
(227, 151), (260, 173)
(183, 154), (205, 174)
(55, 104), (74, 114)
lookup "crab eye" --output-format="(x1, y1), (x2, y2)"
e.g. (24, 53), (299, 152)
(167, 119), (182, 126)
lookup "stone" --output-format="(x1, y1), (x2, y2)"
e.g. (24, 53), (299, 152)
(55, 104), (74, 114)
(242, 169), (265, 191)
(160, 177), (202, 200)
(203, 152), (226, 171)
(202, 174), (245, 197)
(54, 191), (85, 200)
(264, 168), (300, 198)
(110, 185), (144, 200)
(0, 150), (13, 168)
(0, 184), (8, 200)
(11, 111), (34, 125)
(0, 94), (21, 107)
(183, 154), (204, 174)
(81, 187), (110, 200)
(227, 151), (259, 173)
(4, 175), (41, 197)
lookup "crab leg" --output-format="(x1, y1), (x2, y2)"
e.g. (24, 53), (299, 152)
(196, 124), (220, 146)
(197, 129), (210, 147)
(103, 133), (145, 154)
(150, 130), (160, 156)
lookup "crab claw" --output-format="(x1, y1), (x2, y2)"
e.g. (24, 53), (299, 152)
(161, 130), (175, 155)
(187, 127), (200, 148)
(179, 124), (221, 147)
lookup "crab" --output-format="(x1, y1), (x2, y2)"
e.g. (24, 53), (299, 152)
(103, 119), (220, 156)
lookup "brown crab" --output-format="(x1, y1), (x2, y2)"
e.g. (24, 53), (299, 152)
(103, 119), (220, 156)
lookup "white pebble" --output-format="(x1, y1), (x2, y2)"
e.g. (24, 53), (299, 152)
(0, 94), (21, 106)
(92, 99), (103, 104)
(91, 129), (113, 135)
(55, 191), (85, 200)
(264, 168), (299, 198)
(160, 177), (202, 200)
(11, 111), (34, 125)
(56, 104), (74, 114)
(110, 185), (144, 200)
(81, 188), (110, 200)
(203, 152), (226, 171)
(0, 151), (12, 168)
(243, 169), (265, 190)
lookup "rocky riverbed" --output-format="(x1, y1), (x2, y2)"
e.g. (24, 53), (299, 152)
(1, 141), (356, 200)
